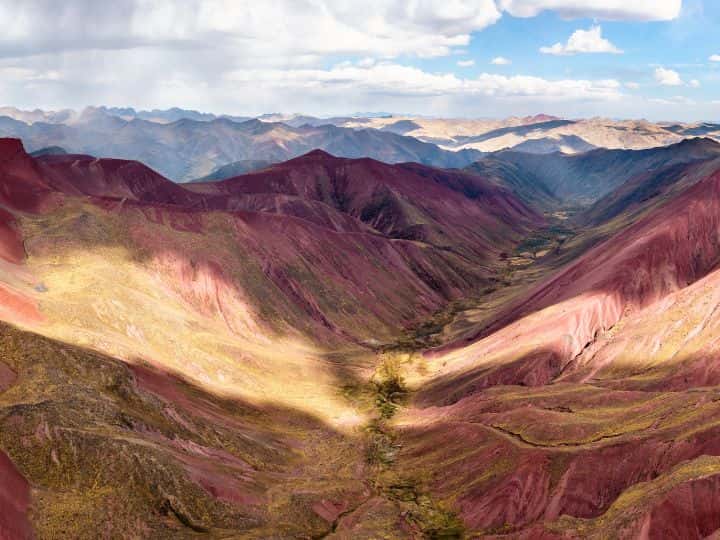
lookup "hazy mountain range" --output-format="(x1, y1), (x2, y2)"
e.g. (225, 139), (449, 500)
(0, 106), (718, 183)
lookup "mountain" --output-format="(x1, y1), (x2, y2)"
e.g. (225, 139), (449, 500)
(509, 134), (596, 154)
(192, 159), (274, 182)
(392, 145), (720, 537)
(480, 137), (720, 204)
(324, 115), (716, 154)
(0, 138), (548, 537)
(0, 109), (483, 181)
(99, 106), (222, 123)
(29, 146), (67, 157)
(0, 106), (76, 124)
(6, 121), (720, 538)
(581, 154), (720, 227)
(188, 150), (541, 260)
(464, 157), (561, 211)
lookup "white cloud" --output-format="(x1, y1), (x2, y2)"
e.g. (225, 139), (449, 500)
(654, 67), (683, 86)
(457, 59), (475, 67)
(491, 56), (511, 65)
(0, 0), (689, 119)
(500, 0), (682, 21)
(689, 79), (700, 88)
(0, 0), (504, 60)
(0, 67), (61, 81)
(540, 25), (622, 55)
(710, 55), (720, 62)
(225, 62), (622, 104)
(625, 82), (640, 89)
(649, 96), (695, 106)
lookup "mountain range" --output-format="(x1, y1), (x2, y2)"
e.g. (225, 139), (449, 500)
(3, 113), (720, 538)
(1, 106), (719, 184)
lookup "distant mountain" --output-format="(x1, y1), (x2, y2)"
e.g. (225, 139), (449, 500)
(0, 109), (483, 181)
(509, 134), (596, 154)
(0, 106), (76, 124)
(99, 106), (226, 123)
(380, 119), (423, 135)
(482, 137), (720, 204)
(324, 115), (704, 154)
(3, 106), (720, 150)
(29, 146), (67, 157)
(192, 159), (274, 182)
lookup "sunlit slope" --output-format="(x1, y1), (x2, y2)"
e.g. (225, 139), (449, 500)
(0, 139), (548, 538)
(391, 153), (720, 537)
(0, 320), (373, 539)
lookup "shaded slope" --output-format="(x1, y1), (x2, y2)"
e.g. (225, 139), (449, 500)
(190, 150), (543, 260)
(509, 134), (595, 154)
(485, 137), (720, 203)
(581, 156), (720, 227)
(192, 159), (274, 182)
(464, 158), (561, 212)
(385, 152), (720, 538)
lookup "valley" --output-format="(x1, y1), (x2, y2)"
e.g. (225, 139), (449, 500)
(1, 131), (720, 539)
(4, 1), (720, 538)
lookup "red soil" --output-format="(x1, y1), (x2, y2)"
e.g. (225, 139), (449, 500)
(0, 360), (17, 393)
(189, 149), (543, 259)
(0, 208), (25, 264)
(0, 449), (32, 540)
(427, 167), (720, 401)
(35, 155), (202, 206)
(0, 284), (41, 325)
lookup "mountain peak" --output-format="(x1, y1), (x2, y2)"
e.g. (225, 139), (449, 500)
(302, 148), (335, 159)
(0, 138), (26, 161)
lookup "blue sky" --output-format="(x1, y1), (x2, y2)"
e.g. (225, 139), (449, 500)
(397, 0), (720, 119)
(0, 0), (718, 121)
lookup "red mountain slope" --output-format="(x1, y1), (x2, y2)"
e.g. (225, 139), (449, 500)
(35, 154), (203, 206)
(189, 149), (543, 259)
(396, 155), (720, 537)
(0, 139), (547, 537)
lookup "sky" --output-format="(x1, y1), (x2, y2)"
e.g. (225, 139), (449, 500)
(0, 0), (718, 121)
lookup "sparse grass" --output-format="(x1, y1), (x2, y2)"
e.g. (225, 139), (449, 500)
(372, 355), (407, 419)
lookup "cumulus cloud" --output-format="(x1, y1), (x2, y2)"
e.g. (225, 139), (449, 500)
(710, 55), (720, 62)
(225, 62), (622, 103)
(0, 66), (61, 81)
(540, 25), (622, 55)
(649, 95), (695, 106)
(689, 79), (700, 88)
(491, 56), (511, 65)
(0, 0), (678, 117)
(457, 59), (475, 67)
(499, 0), (682, 21)
(654, 67), (683, 86)
(0, 1), (681, 63)
(0, 0), (504, 60)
